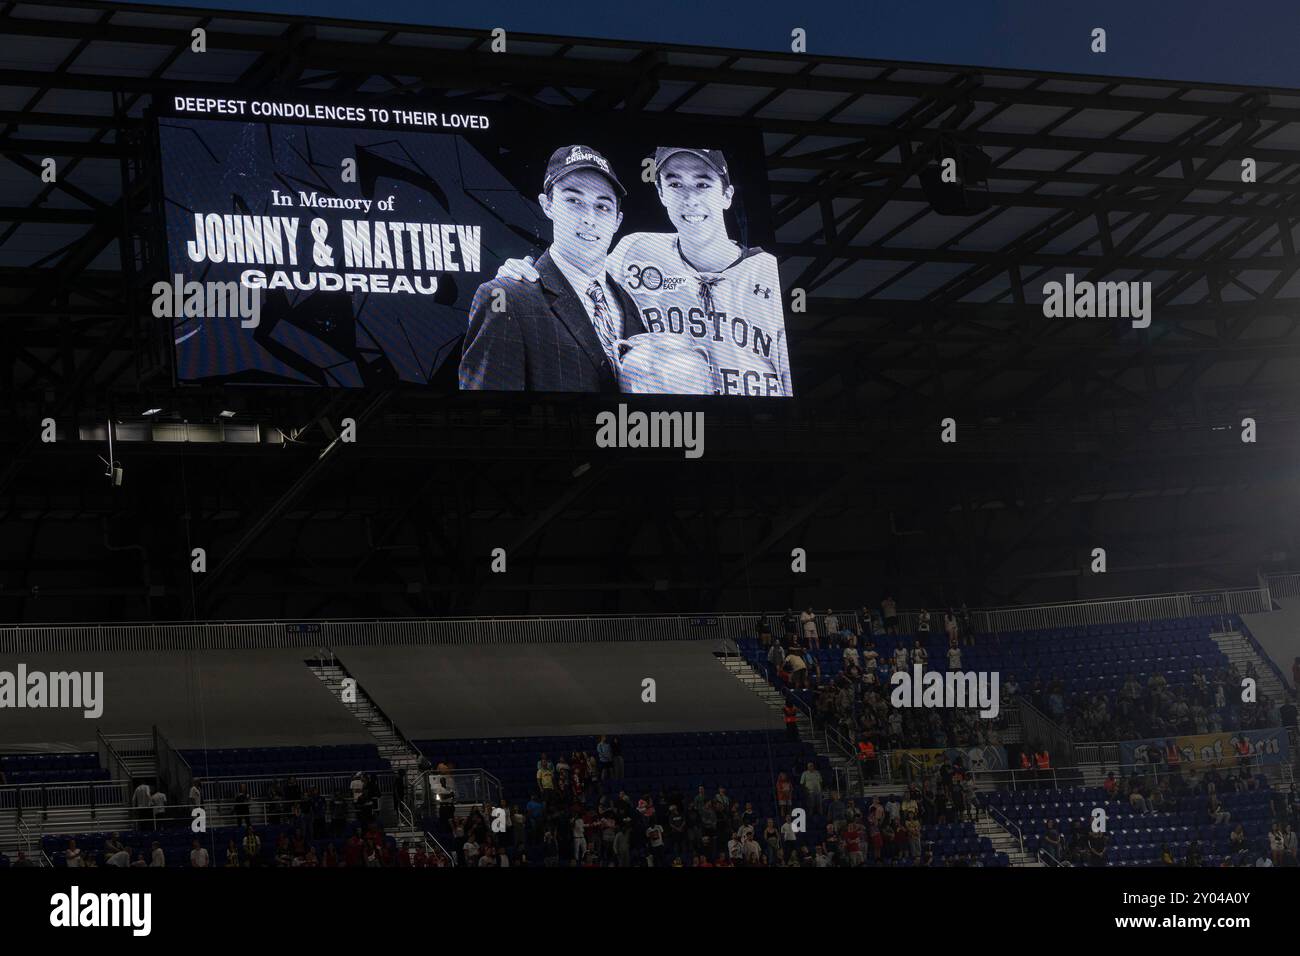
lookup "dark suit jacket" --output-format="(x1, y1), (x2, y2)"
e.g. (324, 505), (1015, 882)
(459, 250), (645, 392)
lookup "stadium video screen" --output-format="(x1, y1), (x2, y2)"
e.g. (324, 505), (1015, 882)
(155, 95), (788, 396)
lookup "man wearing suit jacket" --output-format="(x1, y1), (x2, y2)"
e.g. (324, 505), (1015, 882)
(459, 145), (645, 391)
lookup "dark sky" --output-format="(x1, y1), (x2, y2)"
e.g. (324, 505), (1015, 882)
(141, 0), (1300, 88)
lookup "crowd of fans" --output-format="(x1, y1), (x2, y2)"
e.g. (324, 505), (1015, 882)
(418, 745), (991, 867)
(753, 603), (1005, 753)
(1041, 770), (1300, 867)
(1029, 661), (1291, 742)
(749, 600), (1297, 754)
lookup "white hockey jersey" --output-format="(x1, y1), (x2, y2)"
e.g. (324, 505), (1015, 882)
(607, 232), (792, 396)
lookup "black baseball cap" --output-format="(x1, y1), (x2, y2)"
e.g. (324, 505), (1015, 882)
(543, 145), (626, 198)
(654, 147), (730, 185)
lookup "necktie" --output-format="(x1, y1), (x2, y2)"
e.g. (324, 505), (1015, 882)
(586, 280), (619, 365)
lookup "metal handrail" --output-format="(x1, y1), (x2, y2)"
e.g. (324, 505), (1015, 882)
(395, 795), (455, 867)
(985, 802), (1024, 855)
(96, 729), (134, 783)
(0, 593), (1263, 651)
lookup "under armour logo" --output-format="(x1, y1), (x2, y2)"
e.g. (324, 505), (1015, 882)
(753, 284), (772, 299)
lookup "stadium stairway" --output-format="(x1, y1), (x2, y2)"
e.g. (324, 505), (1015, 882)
(974, 813), (1042, 867)
(305, 659), (420, 784)
(716, 650), (863, 796)
(1211, 630), (1288, 707)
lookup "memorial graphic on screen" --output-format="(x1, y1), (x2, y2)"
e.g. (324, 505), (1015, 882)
(156, 96), (787, 395)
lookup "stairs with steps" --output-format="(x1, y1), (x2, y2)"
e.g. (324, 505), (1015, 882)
(717, 652), (862, 795)
(306, 659), (422, 783)
(975, 812), (1043, 867)
(1211, 630), (1288, 707)
(305, 657), (456, 862)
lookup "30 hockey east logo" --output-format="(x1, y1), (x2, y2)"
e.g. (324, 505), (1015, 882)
(625, 263), (686, 291)
(50, 887), (151, 936)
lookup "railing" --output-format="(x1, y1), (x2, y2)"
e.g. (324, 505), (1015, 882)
(1015, 696), (1076, 766)
(395, 793), (455, 867)
(985, 802), (1024, 856)
(200, 772), (393, 809)
(153, 725), (192, 810)
(1073, 742), (1122, 765)
(102, 733), (154, 771)
(1037, 846), (1068, 867)
(0, 580), (1275, 651)
(1, 780), (128, 822)
(96, 730), (133, 784)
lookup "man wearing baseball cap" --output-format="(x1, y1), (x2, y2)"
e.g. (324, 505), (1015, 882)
(460, 145), (646, 391)
(490, 144), (792, 397)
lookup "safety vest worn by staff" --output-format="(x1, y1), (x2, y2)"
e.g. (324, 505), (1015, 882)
(1165, 743), (1181, 766)
(1020, 752), (1033, 771)
(1034, 751), (1050, 771)
(856, 740), (875, 762)
(783, 704), (797, 726)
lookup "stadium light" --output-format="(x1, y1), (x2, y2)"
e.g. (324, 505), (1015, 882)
(142, 408), (163, 416)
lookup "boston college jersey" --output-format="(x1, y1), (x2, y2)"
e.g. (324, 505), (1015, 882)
(607, 233), (792, 396)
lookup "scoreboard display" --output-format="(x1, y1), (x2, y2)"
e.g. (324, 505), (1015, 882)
(154, 94), (789, 396)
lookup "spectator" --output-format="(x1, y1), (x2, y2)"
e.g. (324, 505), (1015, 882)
(913, 638), (928, 668)
(132, 780), (151, 828)
(905, 810), (922, 859)
(893, 641), (908, 670)
(947, 638), (962, 671)
(1269, 822), (1285, 866)
(843, 818), (864, 866)
(800, 607), (818, 648)
(189, 838), (209, 867)
(781, 609), (797, 640)
(780, 813), (798, 858)
(800, 762), (824, 812)
(241, 826), (261, 867)
(783, 701), (800, 740)
(593, 737), (612, 784)
(784, 648), (809, 689)
(150, 841), (165, 867)
(64, 839), (82, 868)
(105, 843), (130, 867)
(1087, 829), (1107, 866)
(881, 596), (898, 635)
(150, 788), (167, 831)
(189, 778), (202, 808)
(842, 635), (860, 669)
(1208, 794), (1231, 825)
(775, 772), (794, 818)
(824, 610), (839, 642)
